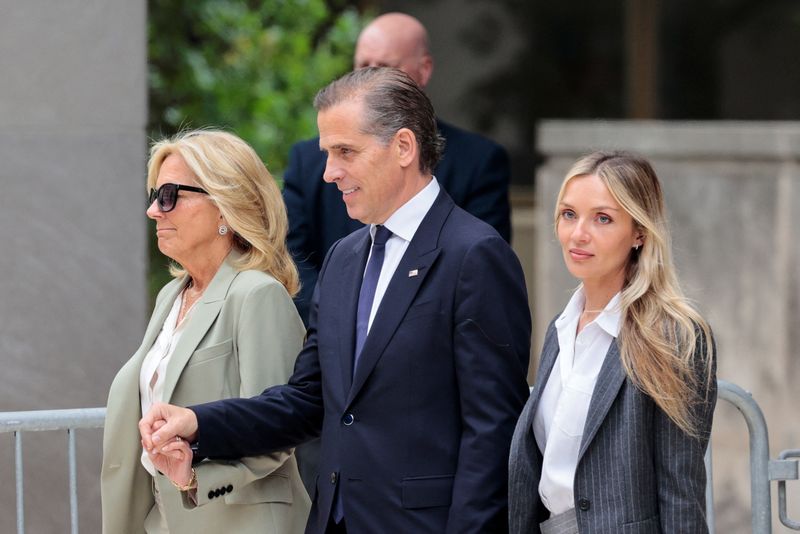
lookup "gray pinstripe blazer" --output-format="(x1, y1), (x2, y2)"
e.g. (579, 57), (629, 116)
(509, 319), (716, 534)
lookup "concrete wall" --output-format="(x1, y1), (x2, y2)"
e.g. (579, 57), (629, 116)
(535, 120), (800, 532)
(0, 1), (147, 532)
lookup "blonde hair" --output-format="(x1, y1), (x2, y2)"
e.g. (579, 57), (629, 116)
(555, 151), (714, 438)
(147, 129), (299, 296)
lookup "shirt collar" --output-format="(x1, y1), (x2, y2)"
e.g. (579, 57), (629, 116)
(595, 292), (622, 337)
(556, 287), (623, 338)
(371, 177), (440, 243)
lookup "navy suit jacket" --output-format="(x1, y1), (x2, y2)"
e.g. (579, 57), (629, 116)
(192, 190), (531, 533)
(283, 119), (512, 323)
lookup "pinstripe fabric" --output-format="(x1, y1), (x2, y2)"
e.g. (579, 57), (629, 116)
(510, 320), (716, 534)
(540, 508), (579, 534)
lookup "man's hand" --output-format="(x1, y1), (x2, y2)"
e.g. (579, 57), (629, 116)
(139, 402), (199, 452)
(144, 436), (195, 489)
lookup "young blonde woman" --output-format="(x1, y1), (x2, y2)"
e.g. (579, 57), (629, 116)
(101, 130), (310, 534)
(509, 151), (716, 534)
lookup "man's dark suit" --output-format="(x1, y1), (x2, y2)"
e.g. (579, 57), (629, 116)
(283, 120), (512, 323)
(191, 190), (531, 533)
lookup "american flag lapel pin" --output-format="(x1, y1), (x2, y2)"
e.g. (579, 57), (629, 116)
(408, 269), (419, 277)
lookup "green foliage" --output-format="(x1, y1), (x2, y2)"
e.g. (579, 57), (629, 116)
(149, 0), (366, 174)
(147, 0), (370, 300)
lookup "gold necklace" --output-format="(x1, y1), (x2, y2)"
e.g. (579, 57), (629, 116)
(178, 281), (200, 323)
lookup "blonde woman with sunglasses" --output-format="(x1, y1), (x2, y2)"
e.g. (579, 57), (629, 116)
(101, 130), (310, 534)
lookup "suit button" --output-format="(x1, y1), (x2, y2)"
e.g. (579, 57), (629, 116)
(578, 498), (591, 511)
(226, 484), (233, 493)
(330, 472), (337, 484)
(208, 490), (214, 500)
(342, 413), (354, 426)
(215, 488), (223, 497)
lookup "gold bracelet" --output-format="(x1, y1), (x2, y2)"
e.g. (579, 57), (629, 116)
(170, 468), (197, 492)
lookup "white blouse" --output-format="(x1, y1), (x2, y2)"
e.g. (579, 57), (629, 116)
(138, 287), (197, 476)
(532, 288), (622, 515)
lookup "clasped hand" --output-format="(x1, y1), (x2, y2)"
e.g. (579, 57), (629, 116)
(139, 402), (199, 489)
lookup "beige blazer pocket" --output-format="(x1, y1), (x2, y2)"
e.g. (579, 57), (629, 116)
(225, 473), (293, 505)
(186, 339), (233, 367)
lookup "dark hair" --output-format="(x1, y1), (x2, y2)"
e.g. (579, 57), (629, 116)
(314, 67), (445, 173)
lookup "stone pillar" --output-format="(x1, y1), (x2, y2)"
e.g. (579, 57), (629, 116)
(0, 1), (147, 532)
(535, 120), (800, 533)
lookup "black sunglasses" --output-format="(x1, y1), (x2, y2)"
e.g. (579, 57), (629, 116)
(148, 183), (209, 212)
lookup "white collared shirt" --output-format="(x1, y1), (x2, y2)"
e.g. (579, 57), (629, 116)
(532, 288), (622, 515)
(364, 177), (440, 332)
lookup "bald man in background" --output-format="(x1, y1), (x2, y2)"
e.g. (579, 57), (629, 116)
(284, 12), (512, 325)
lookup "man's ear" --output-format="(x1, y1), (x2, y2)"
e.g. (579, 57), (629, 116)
(418, 54), (434, 88)
(394, 128), (418, 169)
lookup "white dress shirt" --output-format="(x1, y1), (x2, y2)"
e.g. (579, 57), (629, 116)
(532, 288), (622, 515)
(138, 287), (197, 476)
(364, 177), (440, 332)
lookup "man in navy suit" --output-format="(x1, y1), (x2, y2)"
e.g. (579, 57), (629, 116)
(285, 12), (512, 324)
(141, 68), (530, 534)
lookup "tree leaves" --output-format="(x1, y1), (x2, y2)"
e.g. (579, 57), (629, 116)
(148, 0), (367, 176)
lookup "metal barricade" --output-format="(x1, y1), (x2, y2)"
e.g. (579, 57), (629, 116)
(706, 380), (799, 532)
(1, 382), (799, 533)
(0, 408), (106, 534)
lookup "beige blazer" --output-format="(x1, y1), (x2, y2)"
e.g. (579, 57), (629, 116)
(101, 253), (311, 534)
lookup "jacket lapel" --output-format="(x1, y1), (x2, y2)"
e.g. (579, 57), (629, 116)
(103, 288), (182, 459)
(160, 254), (239, 403)
(336, 231), (371, 396)
(508, 322), (560, 511)
(526, 322), (561, 426)
(578, 340), (626, 460)
(105, 278), (184, 456)
(140, 280), (185, 361)
(346, 191), (452, 406)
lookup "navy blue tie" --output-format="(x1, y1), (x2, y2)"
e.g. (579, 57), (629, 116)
(354, 225), (392, 371)
(332, 226), (392, 524)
